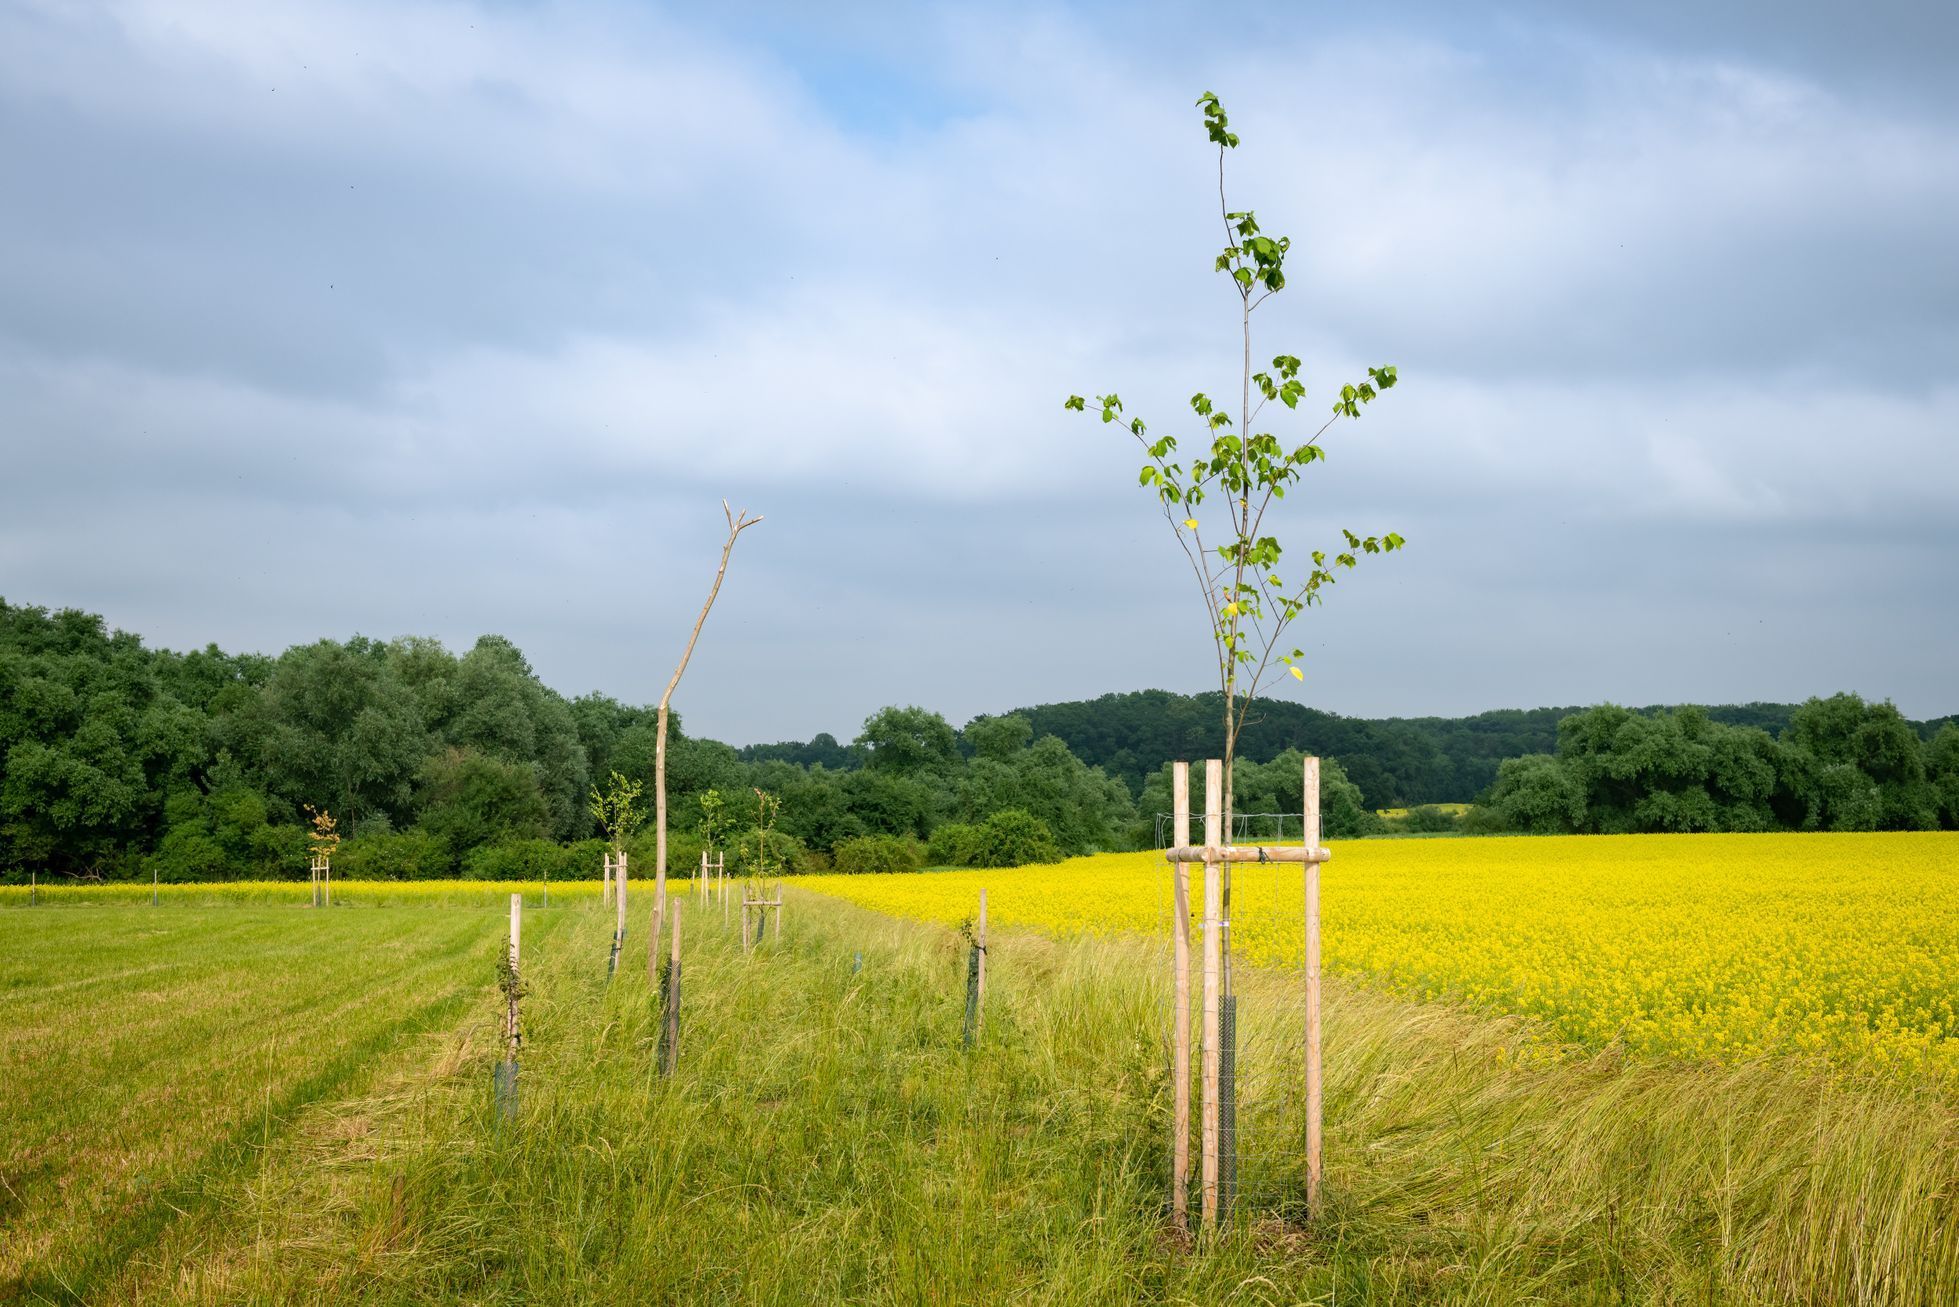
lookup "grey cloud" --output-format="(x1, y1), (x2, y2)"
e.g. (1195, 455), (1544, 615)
(2, 0), (1953, 744)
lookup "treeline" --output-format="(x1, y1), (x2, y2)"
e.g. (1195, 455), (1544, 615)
(7, 599), (1953, 882)
(0, 601), (1134, 881)
(1479, 699), (1959, 834)
(968, 689), (1956, 809)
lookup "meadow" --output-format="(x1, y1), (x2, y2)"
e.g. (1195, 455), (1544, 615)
(7, 832), (1959, 1303)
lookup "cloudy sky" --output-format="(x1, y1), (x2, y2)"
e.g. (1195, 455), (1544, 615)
(3, 0), (1954, 743)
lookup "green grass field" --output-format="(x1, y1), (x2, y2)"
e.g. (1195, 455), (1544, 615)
(7, 890), (1959, 1304)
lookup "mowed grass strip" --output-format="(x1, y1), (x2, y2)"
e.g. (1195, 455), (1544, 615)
(97, 892), (1959, 1305)
(0, 905), (526, 1300)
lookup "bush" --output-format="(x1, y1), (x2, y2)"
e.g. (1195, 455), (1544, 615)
(966, 809), (1061, 868)
(622, 829), (706, 882)
(1459, 804), (1508, 835)
(463, 838), (604, 882)
(335, 830), (452, 880)
(721, 827), (814, 877)
(1403, 804), (1461, 834)
(831, 833), (926, 875)
(925, 822), (982, 867)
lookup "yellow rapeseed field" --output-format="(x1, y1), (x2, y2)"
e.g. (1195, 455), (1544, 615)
(801, 832), (1959, 1080)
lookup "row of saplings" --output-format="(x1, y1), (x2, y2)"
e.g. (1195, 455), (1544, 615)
(492, 781), (994, 1118)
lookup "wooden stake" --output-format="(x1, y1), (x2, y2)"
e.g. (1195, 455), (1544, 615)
(1200, 758), (1223, 1229)
(616, 849), (629, 945)
(602, 852), (613, 911)
(1171, 760), (1192, 1230)
(975, 888), (988, 1036)
(323, 855), (330, 908)
(1304, 755), (1324, 1218)
(648, 890), (665, 987)
(662, 904), (682, 1075)
(506, 893), (522, 1061)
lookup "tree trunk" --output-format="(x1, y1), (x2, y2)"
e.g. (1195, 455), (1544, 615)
(653, 503), (761, 913)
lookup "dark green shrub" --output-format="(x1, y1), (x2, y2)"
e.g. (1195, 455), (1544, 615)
(464, 837), (604, 882)
(335, 830), (452, 880)
(1403, 804), (1461, 834)
(967, 809), (1061, 868)
(831, 833), (926, 875)
(926, 822), (982, 867)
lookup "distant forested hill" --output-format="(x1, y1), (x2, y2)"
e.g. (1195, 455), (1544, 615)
(983, 690), (1952, 808)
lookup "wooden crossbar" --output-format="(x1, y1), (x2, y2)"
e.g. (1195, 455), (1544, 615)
(1162, 845), (1332, 865)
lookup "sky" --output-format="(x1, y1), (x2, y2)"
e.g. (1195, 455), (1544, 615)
(2, 0), (1955, 744)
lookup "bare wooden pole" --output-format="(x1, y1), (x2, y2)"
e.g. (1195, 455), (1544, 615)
(602, 852), (613, 911)
(662, 904), (683, 1075)
(506, 893), (522, 1061)
(1171, 760), (1193, 1231)
(773, 891), (782, 943)
(648, 890), (665, 986)
(323, 855), (330, 908)
(617, 850), (629, 943)
(975, 888), (988, 1035)
(1304, 755), (1324, 1217)
(1200, 758), (1224, 1229)
(655, 502), (762, 933)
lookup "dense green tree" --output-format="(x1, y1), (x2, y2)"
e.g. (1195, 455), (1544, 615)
(0, 603), (205, 872)
(963, 713), (1033, 762)
(444, 636), (590, 839)
(1925, 725), (1959, 828)
(966, 809), (1062, 868)
(1486, 754), (1586, 834)
(1784, 694), (1937, 830)
(855, 706), (959, 776)
(229, 638), (430, 836)
(416, 748), (552, 859)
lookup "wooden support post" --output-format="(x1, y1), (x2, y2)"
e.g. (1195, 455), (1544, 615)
(1200, 758), (1223, 1230)
(323, 855), (330, 908)
(1304, 755), (1324, 1218)
(497, 892), (521, 1120)
(975, 888), (988, 1036)
(602, 852), (612, 910)
(773, 893), (782, 944)
(507, 893), (522, 1059)
(30, 870), (36, 907)
(662, 904), (682, 1075)
(649, 889), (665, 987)
(1171, 760), (1192, 1230)
(617, 850), (629, 936)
